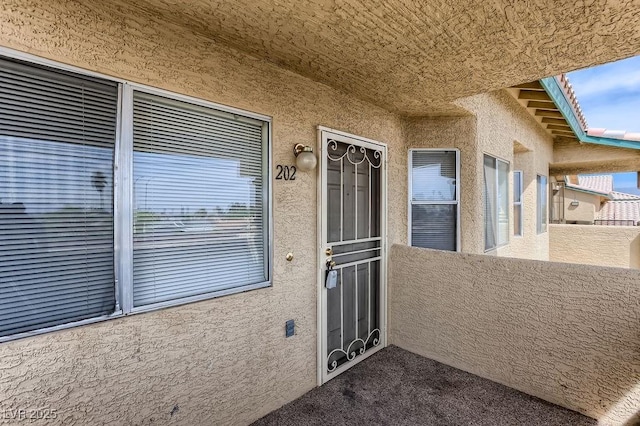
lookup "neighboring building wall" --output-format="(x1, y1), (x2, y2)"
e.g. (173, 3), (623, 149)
(0, 2), (407, 425)
(549, 224), (640, 269)
(389, 244), (640, 425)
(561, 189), (601, 224)
(455, 91), (554, 260)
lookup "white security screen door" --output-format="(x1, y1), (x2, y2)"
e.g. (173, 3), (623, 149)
(318, 127), (387, 384)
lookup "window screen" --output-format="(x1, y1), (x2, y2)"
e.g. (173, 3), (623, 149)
(497, 160), (509, 245)
(537, 175), (548, 234)
(132, 92), (268, 307)
(409, 150), (458, 251)
(484, 155), (509, 251)
(513, 171), (523, 236)
(0, 58), (118, 337)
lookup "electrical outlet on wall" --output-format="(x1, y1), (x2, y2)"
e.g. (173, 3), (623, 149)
(285, 320), (295, 337)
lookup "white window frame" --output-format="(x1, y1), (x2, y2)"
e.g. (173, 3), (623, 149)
(513, 170), (523, 237)
(484, 154), (510, 252)
(537, 174), (548, 234)
(0, 47), (273, 342)
(407, 149), (461, 252)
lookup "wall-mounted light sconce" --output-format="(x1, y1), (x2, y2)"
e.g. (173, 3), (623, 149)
(293, 143), (317, 171)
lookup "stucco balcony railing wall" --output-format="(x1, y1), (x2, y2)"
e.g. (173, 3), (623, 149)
(549, 224), (640, 269)
(389, 244), (640, 425)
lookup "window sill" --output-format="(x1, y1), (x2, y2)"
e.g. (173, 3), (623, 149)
(484, 242), (509, 253)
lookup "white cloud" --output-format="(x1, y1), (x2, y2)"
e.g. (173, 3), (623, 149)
(568, 57), (640, 99)
(567, 56), (640, 132)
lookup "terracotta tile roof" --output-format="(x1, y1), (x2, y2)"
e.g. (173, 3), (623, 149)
(586, 128), (640, 142)
(557, 74), (589, 130)
(551, 75), (640, 143)
(565, 174), (613, 196)
(610, 191), (640, 200)
(578, 175), (613, 193)
(596, 200), (640, 224)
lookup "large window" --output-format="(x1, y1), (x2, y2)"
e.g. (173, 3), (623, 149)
(131, 92), (268, 307)
(513, 170), (523, 236)
(408, 149), (459, 251)
(484, 155), (509, 251)
(0, 55), (271, 340)
(537, 175), (548, 234)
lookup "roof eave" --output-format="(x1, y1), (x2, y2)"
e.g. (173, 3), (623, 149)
(564, 185), (612, 198)
(539, 77), (640, 150)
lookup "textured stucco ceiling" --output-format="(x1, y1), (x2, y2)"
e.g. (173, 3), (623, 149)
(118, 1), (640, 115)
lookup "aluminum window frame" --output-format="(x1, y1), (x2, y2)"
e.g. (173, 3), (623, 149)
(483, 154), (510, 252)
(407, 148), (461, 252)
(0, 47), (273, 342)
(537, 174), (548, 235)
(513, 170), (523, 237)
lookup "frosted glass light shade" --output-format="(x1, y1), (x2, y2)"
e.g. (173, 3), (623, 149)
(294, 144), (317, 171)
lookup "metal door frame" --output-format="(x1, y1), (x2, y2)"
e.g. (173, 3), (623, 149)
(316, 125), (388, 385)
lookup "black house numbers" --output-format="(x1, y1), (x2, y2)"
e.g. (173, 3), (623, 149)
(275, 165), (297, 181)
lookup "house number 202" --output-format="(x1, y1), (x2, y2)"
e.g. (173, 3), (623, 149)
(275, 165), (296, 181)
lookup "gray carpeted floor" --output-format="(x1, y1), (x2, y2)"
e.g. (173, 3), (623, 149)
(252, 346), (595, 426)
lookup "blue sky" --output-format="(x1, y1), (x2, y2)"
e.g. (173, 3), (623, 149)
(611, 173), (640, 195)
(567, 56), (640, 193)
(567, 56), (640, 131)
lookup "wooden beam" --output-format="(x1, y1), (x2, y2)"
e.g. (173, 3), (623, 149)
(518, 90), (552, 101)
(546, 124), (572, 131)
(534, 109), (564, 118)
(553, 135), (580, 143)
(513, 81), (544, 90)
(551, 130), (576, 137)
(542, 117), (570, 125)
(527, 101), (558, 110)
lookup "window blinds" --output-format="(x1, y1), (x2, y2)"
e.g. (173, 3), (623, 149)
(132, 92), (267, 307)
(410, 150), (458, 251)
(0, 58), (118, 337)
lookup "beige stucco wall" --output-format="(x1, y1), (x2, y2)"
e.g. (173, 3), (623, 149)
(370, 87), (556, 262)
(389, 244), (640, 425)
(549, 224), (640, 269)
(67, 0), (640, 116)
(456, 91), (554, 260)
(552, 138), (640, 175)
(403, 116), (481, 253)
(558, 189), (601, 224)
(403, 90), (554, 258)
(0, 2), (409, 425)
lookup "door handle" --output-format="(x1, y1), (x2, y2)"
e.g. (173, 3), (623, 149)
(326, 259), (336, 269)
(325, 248), (333, 256)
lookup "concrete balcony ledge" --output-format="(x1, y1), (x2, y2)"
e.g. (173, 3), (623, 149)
(549, 224), (640, 269)
(388, 244), (640, 425)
